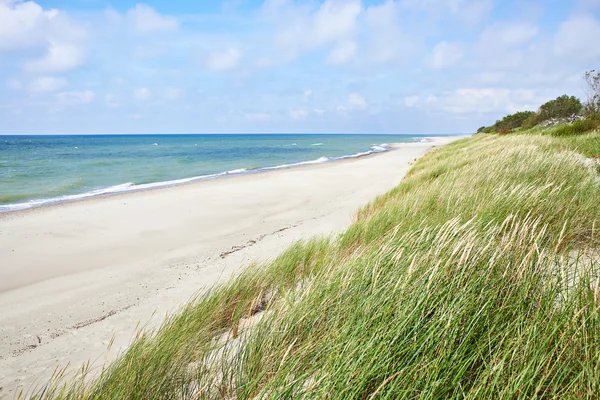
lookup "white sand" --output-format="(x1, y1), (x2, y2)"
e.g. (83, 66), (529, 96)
(0, 136), (462, 398)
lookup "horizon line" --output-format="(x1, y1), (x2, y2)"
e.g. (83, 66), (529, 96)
(0, 132), (467, 136)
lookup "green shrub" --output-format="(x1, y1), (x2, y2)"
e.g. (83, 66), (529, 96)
(539, 95), (582, 120)
(493, 111), (536, 132)
(521, 113), (542, 129)
(485, 111), (537, 133)
(550, 119), (599, 136)
(503, 96), (584, 131)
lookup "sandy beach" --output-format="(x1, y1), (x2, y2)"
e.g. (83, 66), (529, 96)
(0, 136), (460, 398)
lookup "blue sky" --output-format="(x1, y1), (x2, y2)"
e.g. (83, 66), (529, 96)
(0, 0), (599, 134)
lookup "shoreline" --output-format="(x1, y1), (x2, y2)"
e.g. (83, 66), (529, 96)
(0, 139), (434, 214)
(0, 136), (464, 399)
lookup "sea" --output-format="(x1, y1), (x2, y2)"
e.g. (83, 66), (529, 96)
(0, 134), (442, 212)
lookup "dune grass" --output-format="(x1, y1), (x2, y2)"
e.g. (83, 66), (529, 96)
(548, 120), (600, 137)
(36, 131), (600, 399)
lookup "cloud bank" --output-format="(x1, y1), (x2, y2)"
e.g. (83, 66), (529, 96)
(0, 0), (598, 134)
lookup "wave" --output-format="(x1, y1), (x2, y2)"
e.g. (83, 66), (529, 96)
(0, 183), (135, 212)
(0, 144), (391, 212)
(0, 168), (252, 212)
(311, 143), (324, 146)
(255, 144), (391, 172)
(370, 145), (388, 152)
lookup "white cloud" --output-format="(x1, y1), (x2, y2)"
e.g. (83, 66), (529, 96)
(24, 41), (85, 73)
(474, 22), (540, 69)
(133, 87), (152, 101)
(57, 90), (95, 104)
(554, 14), (600, 60)
(428, 41), (464, 69)
(205, 48), (242, 71)
(327, 41), (357, 65)
(27, 76), (68, 93)
(474, 71), (506, 85)
(165, 87), (183, 101)
(104, 8), (121, 24)
(265, 0), (361, 60)
(362, 1), (414, 65)
(0, 0), (56, 51)
(127, 4), (178, 34)
(348, 92), (367, 109)
(426, 88), (546, 115)
(402, 0), (494, 25)
(479, 22), (539, 49)
(262, 0), (414, 66)
(0, 0), (86, 72)
(0, 0), (593, 135)
(312, 0), (362, 46)
(457, 0), (494, 25)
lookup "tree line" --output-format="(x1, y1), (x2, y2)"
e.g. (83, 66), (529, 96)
(478, 70), (600, 134)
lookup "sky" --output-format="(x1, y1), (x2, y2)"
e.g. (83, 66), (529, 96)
(0, 0), (599, 134)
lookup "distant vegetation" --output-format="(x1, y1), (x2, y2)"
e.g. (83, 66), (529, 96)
(478, 110), (536, 134)
(478, 70), (600, 135)
(551, 118), (600, 137)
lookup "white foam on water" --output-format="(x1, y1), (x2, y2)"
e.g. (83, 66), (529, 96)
(0, 183), (136, 212)
(226, 168), (247, 174)
(259, 156), (330, 172)
(0, 144), (392, 212)
(370, 145), (388, 152)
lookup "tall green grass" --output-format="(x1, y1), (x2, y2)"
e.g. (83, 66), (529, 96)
(37, 132), (600, 399)
(548, 120), (599, 137)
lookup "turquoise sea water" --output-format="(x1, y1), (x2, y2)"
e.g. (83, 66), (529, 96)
(0, 134), (439, 212)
